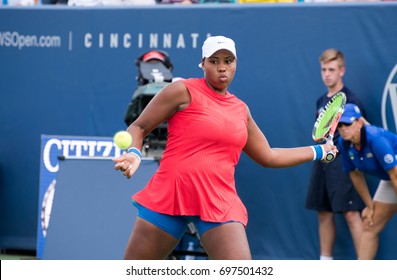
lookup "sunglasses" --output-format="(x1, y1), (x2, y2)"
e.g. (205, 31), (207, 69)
(337, 122), (354, 128)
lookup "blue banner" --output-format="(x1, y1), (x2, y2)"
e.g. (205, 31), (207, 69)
(1, 4), (397, 259)
(37, 134), (123, 258)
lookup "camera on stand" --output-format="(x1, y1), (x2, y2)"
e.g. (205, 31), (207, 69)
(124, 50), (174, 159)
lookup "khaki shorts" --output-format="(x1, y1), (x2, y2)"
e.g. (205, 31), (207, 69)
(373, 180), (397, 204)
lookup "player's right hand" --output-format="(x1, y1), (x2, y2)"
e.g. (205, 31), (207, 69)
(321, 143), (339, 163)
(113, 153), (141, 179)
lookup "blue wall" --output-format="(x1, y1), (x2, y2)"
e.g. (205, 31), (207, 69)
(1, 3), (397, 259)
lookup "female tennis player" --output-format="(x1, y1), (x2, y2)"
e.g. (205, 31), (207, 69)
(337, 103), (397, 259)
(113, 35), (337, 260)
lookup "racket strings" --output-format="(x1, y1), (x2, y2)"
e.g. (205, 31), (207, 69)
(312, 92), (346, 142)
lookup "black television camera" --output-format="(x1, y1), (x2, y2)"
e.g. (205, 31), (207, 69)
(124, 50), (174, 158)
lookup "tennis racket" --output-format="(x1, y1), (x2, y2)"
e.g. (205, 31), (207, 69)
(312, 92), (346, 162)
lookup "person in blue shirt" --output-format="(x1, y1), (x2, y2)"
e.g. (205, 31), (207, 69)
(338, 103), (397, 259)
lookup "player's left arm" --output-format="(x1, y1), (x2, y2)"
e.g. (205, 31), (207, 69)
(243, 106), (336, 168)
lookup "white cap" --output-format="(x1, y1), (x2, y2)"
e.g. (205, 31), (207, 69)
(199, 36), (237, 68)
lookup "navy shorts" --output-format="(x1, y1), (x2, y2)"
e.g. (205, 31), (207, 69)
(305, 155), (364, 212)
(133, 201), (235, 239)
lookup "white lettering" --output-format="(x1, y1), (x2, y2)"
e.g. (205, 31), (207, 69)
(43, 138), (62, 173)
(85, 33), (92, 48)
(97, 141), (118, 157)
(0, 31), (205, 50)
(99, 33), (104, 48)
(138, 33), (143, 48)
(381, 64), (397, 132)
(61, 140), (72, 158)
(87, 141), (97, 156)
(164, 33), (172, 48)
(81, 32), (205, 50)
(176, 33), (185, 49)
(124, 33), (131, 48)
(149, 33), (158, 48)
(110, 33), (118, 48)
(43, 138), (122, 172)
(69, 140), (89, 157)
(191, 33), (199, 48)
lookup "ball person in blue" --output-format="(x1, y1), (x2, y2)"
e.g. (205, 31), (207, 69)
(338, 103), (397, 259)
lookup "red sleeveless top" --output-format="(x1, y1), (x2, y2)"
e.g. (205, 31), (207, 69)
(132, 78), (249, 225)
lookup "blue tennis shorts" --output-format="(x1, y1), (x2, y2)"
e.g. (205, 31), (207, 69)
(132, 200), (234, 239)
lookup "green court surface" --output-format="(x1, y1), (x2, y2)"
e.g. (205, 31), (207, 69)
(0, 250), (37, 260)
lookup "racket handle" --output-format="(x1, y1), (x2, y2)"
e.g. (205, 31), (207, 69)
(324, 151), (335, 162)
(324, 139), (335, 162)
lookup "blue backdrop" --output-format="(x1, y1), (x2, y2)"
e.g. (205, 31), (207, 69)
(1, 3), (397, 259)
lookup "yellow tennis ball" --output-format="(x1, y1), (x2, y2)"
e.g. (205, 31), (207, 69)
(113, 131), (132, 149)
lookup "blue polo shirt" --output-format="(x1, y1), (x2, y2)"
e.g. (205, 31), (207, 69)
(338, 125), (397, 180)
